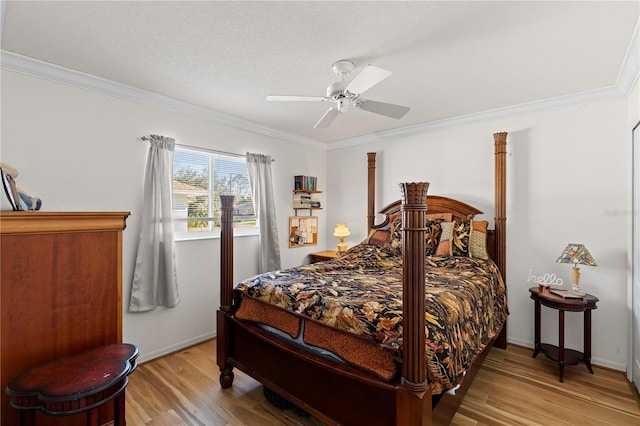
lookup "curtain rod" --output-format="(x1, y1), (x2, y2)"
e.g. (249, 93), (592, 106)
(141, 137), (274, 161)
(177, 143), (247, 159)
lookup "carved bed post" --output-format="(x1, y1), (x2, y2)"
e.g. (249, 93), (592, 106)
(220, 195), (235, 310)
(493, 132), (507, 279)
(397, 182), (431, 424)
(493, 132), (508, 349)
(367, 152), (376, 231)
(217, 194), (235, 388)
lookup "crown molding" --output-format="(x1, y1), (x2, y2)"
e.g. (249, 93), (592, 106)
(617, 17), (640, 95)
(328, 84), (626, 150)
(0, 50), (326, 150)
(330, 16), (639, 150)
(2, 20), (638, 153)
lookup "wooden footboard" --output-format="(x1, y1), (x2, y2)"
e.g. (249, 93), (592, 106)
(217, 308), (502, 426)
(217, 132), (508, 425)
(219, 312), (404, 425)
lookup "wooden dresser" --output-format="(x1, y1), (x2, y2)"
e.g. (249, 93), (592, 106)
(1, 212), (129, 426)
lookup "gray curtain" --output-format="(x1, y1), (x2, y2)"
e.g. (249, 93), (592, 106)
(129, 135), (179, 312)
(246, 152), (281, 272)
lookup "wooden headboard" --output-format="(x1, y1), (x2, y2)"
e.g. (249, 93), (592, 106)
(366, 132), (508, 282)
(369, 195), (498, 266)
(371, 196), (483, 231)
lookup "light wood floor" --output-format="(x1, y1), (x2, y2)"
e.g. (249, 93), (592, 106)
(124, 339), (640, 425)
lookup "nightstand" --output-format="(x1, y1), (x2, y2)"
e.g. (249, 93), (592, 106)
(529, 286), (599, 382)
(308, 250), (339, 263)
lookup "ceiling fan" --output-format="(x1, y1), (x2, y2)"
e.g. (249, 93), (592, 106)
(266, 60), (410, 128)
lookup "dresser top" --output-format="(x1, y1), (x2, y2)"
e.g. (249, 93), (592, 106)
(0, 211), (130, 234)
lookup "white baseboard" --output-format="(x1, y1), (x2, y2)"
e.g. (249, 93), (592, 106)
(506, 337), (626, 373)
(136, 331), (216, 364)
(135, 333), (628, 373)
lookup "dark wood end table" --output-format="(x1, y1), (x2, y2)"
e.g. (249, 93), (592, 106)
(6, 343), (138, 426)
(529, 286), (598, 383)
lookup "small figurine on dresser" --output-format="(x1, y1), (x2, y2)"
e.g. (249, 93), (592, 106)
(0, 162), (42, 211)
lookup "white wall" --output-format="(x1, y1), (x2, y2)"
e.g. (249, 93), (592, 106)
(1, 69), (327, 362)
(2, 66), (634, 371)
(327, 97), (631, 370)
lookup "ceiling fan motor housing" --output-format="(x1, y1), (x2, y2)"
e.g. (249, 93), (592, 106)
(326, 81), (349, 98)
(326, 81), (356, 111)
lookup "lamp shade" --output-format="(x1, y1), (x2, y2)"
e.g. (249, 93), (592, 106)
(333, 223), (351, 238)
(556, 243), (597, 293)
(555, 243), (597, 267)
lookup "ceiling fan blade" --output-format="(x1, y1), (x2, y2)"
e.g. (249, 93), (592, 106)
(314, 107), (340, 128)
(345, 65), (392, 95)
(267, 95), (327, 102)
(356, 99), (410, 119)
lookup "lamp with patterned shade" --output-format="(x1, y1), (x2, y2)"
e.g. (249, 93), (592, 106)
(556, 243), (597, 295)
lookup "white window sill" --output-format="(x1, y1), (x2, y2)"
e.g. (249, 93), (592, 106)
(175, 227), (259, 242)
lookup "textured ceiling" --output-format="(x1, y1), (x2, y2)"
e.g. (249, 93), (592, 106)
(2, 1), (639, 143)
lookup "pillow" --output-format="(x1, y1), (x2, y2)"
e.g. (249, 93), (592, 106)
(362, 228), (391, 247)
(436, 220), (489, 258)
(436, 221), (455, 256)
(424, 219), (444, 256)
(424, 213), (451, 256)
(469, 220), (489, 259)
(387, 212), (452, 257)
(451, 220), (471, 256)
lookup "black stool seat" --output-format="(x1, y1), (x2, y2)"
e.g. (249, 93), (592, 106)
(6, 343), (138, 426)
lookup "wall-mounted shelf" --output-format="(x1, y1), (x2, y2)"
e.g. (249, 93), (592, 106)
(291, 176), (321, 244)
(293, 190), (322, 216)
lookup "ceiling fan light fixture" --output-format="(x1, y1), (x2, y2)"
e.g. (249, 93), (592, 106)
(337, 99), (350, 112)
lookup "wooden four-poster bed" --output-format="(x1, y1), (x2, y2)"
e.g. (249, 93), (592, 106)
(216, 132), (509, 425)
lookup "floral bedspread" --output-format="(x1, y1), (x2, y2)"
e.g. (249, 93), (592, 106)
(235, 244), (508, 394)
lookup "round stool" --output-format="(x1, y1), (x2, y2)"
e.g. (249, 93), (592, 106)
(5, 343), (138, 426)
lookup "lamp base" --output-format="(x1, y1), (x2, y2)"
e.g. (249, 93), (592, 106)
(337, 241), (348, 254)
(570, 265), (585, 295)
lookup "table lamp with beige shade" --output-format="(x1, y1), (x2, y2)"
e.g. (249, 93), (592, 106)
(333, 223), (351, 254)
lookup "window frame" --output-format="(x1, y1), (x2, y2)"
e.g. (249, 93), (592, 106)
(172, 146), (259, 241)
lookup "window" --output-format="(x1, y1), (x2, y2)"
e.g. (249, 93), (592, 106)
(172, 147), (256, 237)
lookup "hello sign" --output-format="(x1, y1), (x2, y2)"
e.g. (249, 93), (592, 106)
(527, 269), (563, 286)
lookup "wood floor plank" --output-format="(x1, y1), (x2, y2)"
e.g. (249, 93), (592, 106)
(124, 340), (640, 425)
(146, 410), (188, 426)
